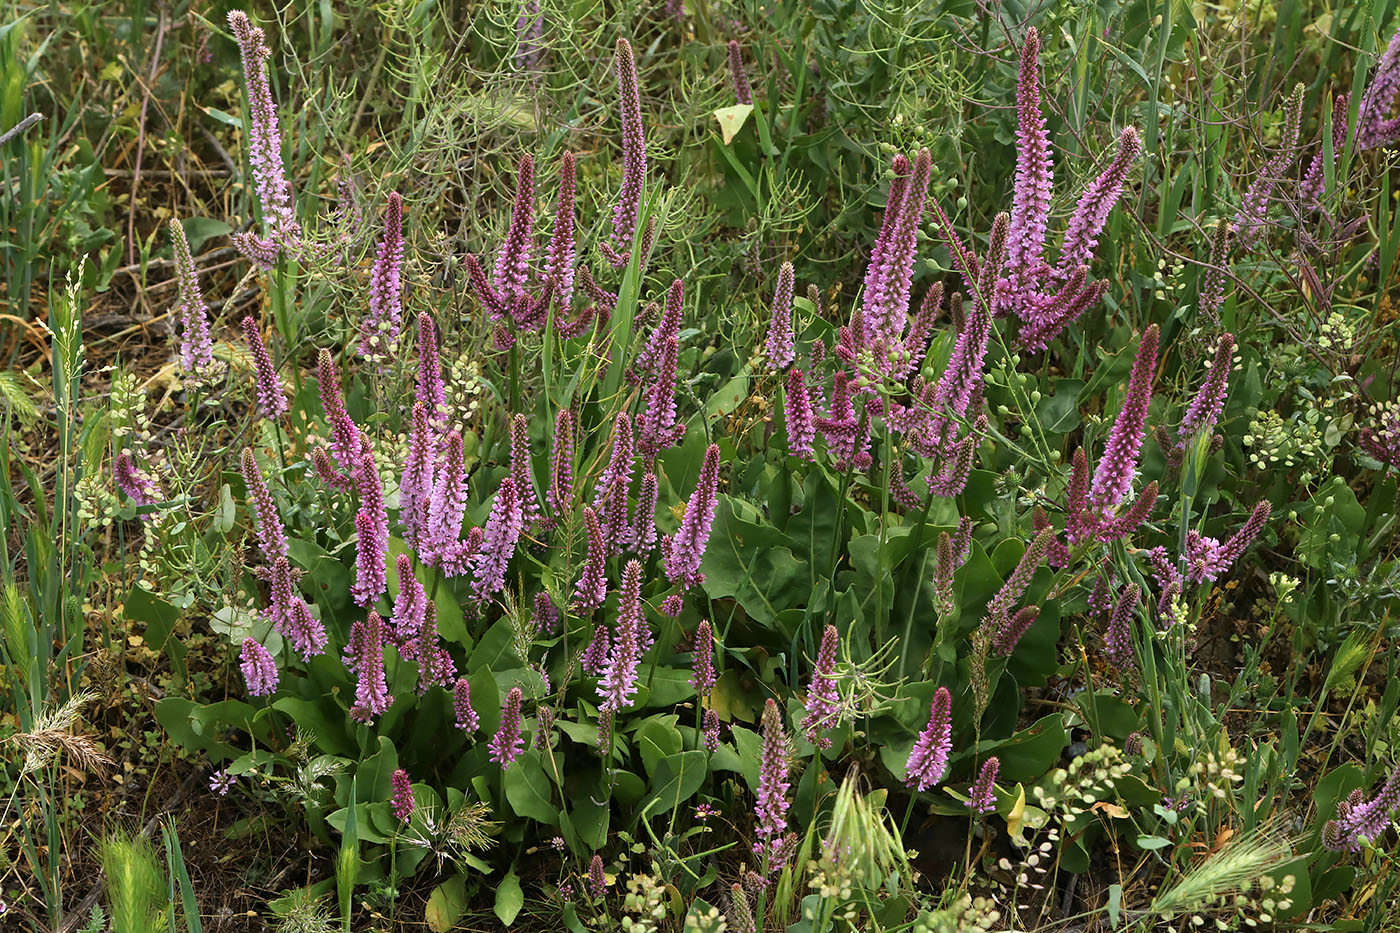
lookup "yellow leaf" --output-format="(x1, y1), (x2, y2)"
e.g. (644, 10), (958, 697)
(1006, 783), (1027, 844)
(713, 105), (754, 146)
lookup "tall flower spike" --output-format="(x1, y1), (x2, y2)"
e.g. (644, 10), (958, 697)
(114, 451), (163, 513)
(1178, 332), (1235, 445)
(170, 219), (214, 375)
(905, 686), (952, 791)
(785, 368), (815, 459)
(318, 349), (363, 471)
(1301, 93), (1349, 205)
(703, 709), (722, 753)
(425, 431), (468, 565)
(227, 12), (298, 247)
(754, 699), (792, 867)
(1089, 324), (1159, 512)
(240, 638), (279, 696)
(240, 447), (288, 560)
(361, 192), (405, 361)
(242, 317), (287, 419)
(631, 471), (660, 554)
(728, 40), (753, 105)
(550, 408), (576, 518)
(598, 559), (646, 711)
(534, 591), (559, 636)
(453, 677), (480, 732)
(636, 335), (683, 459)
(573, 506), (609, 611)
(665, 444), (721, 589)
(985, 527), (1055, 623)
(690, 618), (716, 698)
(1006, 28), (1053, 282)
(416, 602), (456, 692)
(991, 605), (1039, 656)
(1323, 768), (1400, 851)
(494, 154), (535, 304)
(765, 261), (796, 370)
(859, 150), (932, 353)
(1215, 501), (1271, 572)
(579, 624), (611, 677)
(1359, 27), (1400, 150)
(268, 556), (327, 661)
(489, 686), (525, 767)
(416, 312), (447, 424)
(510, 414), (541, 525)
(966, 757), (1000, 814)
(390, 552), (427, 656)
(471, 476), (524, 601)
(858, 153), (910, 349)
(543, 152), (577, 307)
(1103, 583), (1140, 670)
(636, 278), (684, 376)
(514, 0), (543, 74)
(351, 445), (389, 608)
(391, 769), (414, 824)
(350, 612), (390, 722)
(1234, 83), (1305, 247)
(800, 624), (841, 749)
(602, 38), (647, 269)
(1058, 126), (1140, 276)
(1199, 219), (1231, 325)
(592, 412), (635, 504)
(399, 402), (433, 545)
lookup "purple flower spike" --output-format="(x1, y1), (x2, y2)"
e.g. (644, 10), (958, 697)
(598, 560), (647, 711)
(574, 506), (609, 611)
(1178, 332), (1235, 445)
(588, 854), (607, 899)
(800, 624), (841, 749)
(416, 312), (447, 424)
(544, 152), (578, 307)
(636, 278), (684, 376)
(453, 677), (480, 732)
(240, 447), (288, 560)
(1324, 768), (1400, 851)
(628, 471), (660, 554)
(490, 686), (525, 767)
(602, 38), (647, 270)
(765, 261), (796, 370)
(352, 446), (389, 608)
(228, 12), (299, 249)
(494, 154), (536, 304)
(966, 757), (999, 815)
(1089, 324), (1159, 513)
(690, 618), (716, 698)
(240, 638), (279, 696)
(361, 192), (405, 361)
(350, 612), (390, 723)
(515, 0), (543, 74)
(1007, 28), (1053, 282)
(754, 699), (792, 867)
(471, 476), (525, 600)
(783, 368), (815, 459)
(170, 219), (214, 376)
(1103, 583), (1140, 670)
(534, 591), (559, 636)
(267, 556), (327, 662)
(550, 408), (576, 519)
(425, 431), (468, 566)
(391, 768), (414, 824)
(399, 402), (434, 545)
(703, 708), (722, 753)
(242, 317), (287, 419)
(637, 336), (683, 460)
(510, 414), (542, 525)
(1058, 126), (1140, 276)
(906, 686), (952, 791)
(318, 349), (363, 472)
(593, 412), (635, 505)
(114, 451), (163, 513)
(728, 40), (753, 105)
(389, 552), (426, 658)
(1213, 501), (1272, 576)
(1358, 27), (1400, 150)
(665, 444), (721, 589)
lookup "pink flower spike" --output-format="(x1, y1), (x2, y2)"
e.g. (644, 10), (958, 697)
(425, 431), (468, 566)
(905, 686), (952, 791)
(416, 312), (447, 423)
(170, 219), (214, 375)
(765, 261), (796, 370)
(242, 316), (287, 419)
(489, 686), (525, 767)
(1058, 126), (1140, 276)
(543, 152), (578, 307)
(453, 677), (480, 732)
(361, 192), (405, 361)
(349, 612), (390, 722)
(784, 368), (815, 459)
(351, 445), (389, 608)
(1103, 583), (1140, 670)
(664, 444), (721, 589)
(391, 768), (414, 824)
(471, 476), (525, 601)
(240, 638), (279, 696)
(602, 38), (647, 270)
(690, 618), (716, 698)
(494, 154), (535, 303)
(966, 757), (999, 814)
(318, 349), (363, 472)
(510, 414), (542, 525)
(800, 624), (841, 749)
(728, 40), (753, 105)
(1089, 324), (1159, 513)
(549, 408), (576, 519)
(754, 699), (792, 866)
(597, 559), (647, 711)
(573, 505), (609, 611)
(1178, 332), (1235, 445)
(1006, 28), (1053, 282)
(227, 12), (299, 249)
(240, 447), (288, 560)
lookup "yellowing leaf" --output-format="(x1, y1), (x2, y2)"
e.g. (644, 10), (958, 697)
(1006, 783), (1027, 844)
(713, 104), (754, 145)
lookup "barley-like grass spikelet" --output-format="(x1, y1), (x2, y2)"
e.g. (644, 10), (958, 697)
(1150, 829), (1293, 918)
(13, 689), (112, 775)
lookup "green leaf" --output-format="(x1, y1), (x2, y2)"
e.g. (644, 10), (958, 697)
(505, 750), (558, 825)
(640, 750), (709, 818)
(494, 869), (524, 926)
(425, 875), (467, 932)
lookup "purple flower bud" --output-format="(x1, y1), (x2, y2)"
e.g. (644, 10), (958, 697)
(240, 638), (279, 696)
(489, 686), (525, 767)
(598, 560), (647, 711)
(765, 261), (796, 370)
(228, 12), (299, 250)
(1089, 324), (1159, 513)
(754, 699), (792, 861)
(1058, 126), (1140, 275)
(318, 349), (363, 472)
(573, 505), (609, 611)
(352, 445), (389, 608)
(703, 708), (722, 753)
(690, 618), (716, 698)
(660, 593), (684, 617)
(391, 768), (414, 824)
(471, 476), (525, 600)
(242, 316), (287, 419)
(240, 447), (288, 560)
(1006, 28), (1053, 282)
(800, 624), (841, 749)
(728, 40), (753, 105)
(550, 408), (576, 519)
(453, 677), (480, 732)
(601, 39), (647, 270)
(114, 451), (163, 514)
(905, 686), (952, 791)
(544, 152), (577, 306)
(361, 192), (405, 361)
(170, 219), (214, 376)
(1103, 583), (1140, 670)
(665, 444), (721, 589)
(350, 612), (390, 722)
(784, 368), (815, 460)
(588, 854), (607, 899)
(966, 757), (999, 814)
(1178, 332), (1234, 445)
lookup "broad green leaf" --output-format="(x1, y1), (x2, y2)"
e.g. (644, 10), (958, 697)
(505, 750), (558, 825)
(495, 869), (524, 926)
(425, 875), (467, 932)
